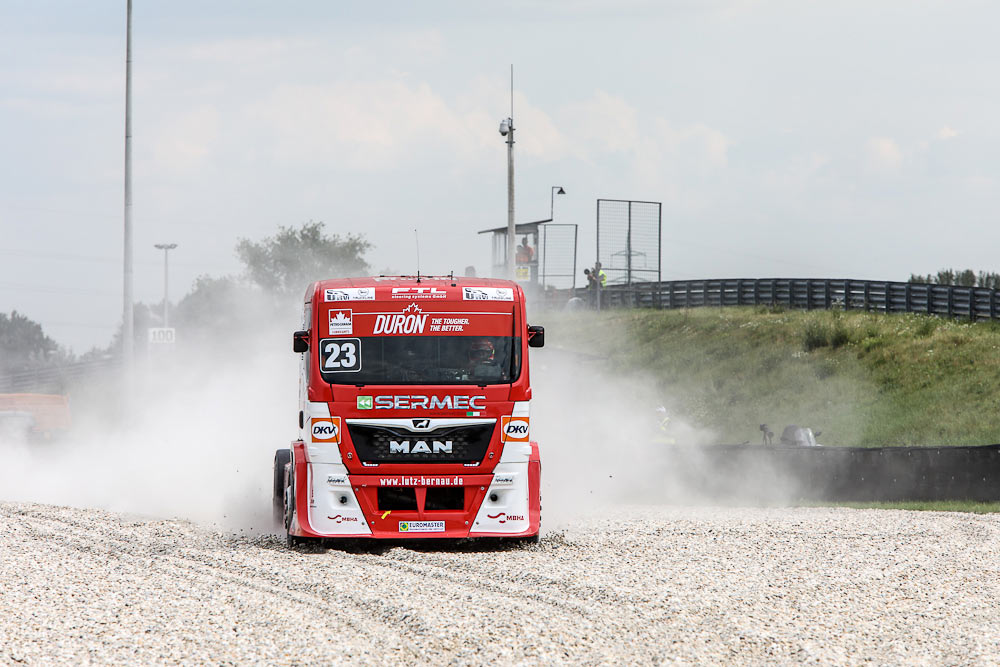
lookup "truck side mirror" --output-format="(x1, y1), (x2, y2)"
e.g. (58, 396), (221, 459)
(293, 330), (309, 353)
(527, 325), (545, 348)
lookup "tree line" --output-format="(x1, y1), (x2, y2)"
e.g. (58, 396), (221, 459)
(908, 269), (1000, 290)
(1, 222), (372, 387)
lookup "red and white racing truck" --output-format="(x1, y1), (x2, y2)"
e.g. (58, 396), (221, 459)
(274, 276), (544, 545)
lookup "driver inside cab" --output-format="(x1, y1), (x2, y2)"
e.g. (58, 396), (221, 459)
(466, 338), (498, 380)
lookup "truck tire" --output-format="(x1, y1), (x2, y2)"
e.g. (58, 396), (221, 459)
(273, 449), (291, 530)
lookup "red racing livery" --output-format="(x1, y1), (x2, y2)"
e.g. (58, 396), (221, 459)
(273, 276), (544, 545)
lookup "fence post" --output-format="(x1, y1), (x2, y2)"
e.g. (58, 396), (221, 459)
(844, 280), (850, 311)
(864, 282), (870, 311)
(947, 286), (954, 319)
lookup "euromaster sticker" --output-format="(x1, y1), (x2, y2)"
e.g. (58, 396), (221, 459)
(399, 521), (445, 533)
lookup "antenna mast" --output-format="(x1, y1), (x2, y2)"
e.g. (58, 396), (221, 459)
(414, 228), (421, 280)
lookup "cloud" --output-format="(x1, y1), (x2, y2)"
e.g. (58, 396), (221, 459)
(866, 136), (902, 171)
(151, 106), (220, 173)
(937, 125), (959, 140)
(234, 80), (485, 171)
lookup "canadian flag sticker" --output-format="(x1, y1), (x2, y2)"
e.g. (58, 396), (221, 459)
(329, 309), (353, 335)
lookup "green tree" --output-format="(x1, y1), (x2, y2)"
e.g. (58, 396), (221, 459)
(0, 310), (60, 373)
(236, 221), (371, 300)
(909, 269), (1000, 289)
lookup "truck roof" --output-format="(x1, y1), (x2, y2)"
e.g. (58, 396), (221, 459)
(307, 276), (522, 301)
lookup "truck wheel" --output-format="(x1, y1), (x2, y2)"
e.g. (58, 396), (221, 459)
(273, 449), (291, 530)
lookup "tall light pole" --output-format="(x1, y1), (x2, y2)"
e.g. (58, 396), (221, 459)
(550, 186), (566, 220)
(500, 116), (515, 279)
(154, 243), (177, 327)
(500, 66), (515, 279)
(122, 0), (134, 366)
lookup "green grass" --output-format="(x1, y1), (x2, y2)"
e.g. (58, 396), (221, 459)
(545, 307), (1000, 447)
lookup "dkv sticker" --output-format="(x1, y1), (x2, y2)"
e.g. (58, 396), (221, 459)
(501, 416), (530, 443)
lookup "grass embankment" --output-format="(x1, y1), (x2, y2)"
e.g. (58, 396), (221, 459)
(546, 307), (1000, 447)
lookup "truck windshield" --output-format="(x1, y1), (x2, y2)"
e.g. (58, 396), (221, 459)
(318, 335), (520, 385)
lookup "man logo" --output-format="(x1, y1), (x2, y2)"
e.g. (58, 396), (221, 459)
(501, 416), (530, 443)
(389, 440), (453, 454)
(311, 417), (341, 444)
(411, 419), (431, 429)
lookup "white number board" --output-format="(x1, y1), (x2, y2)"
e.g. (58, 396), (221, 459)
(148, 327), (176, 344)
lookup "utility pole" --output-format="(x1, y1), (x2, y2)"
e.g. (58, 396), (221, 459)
(154, 243), (177, 327)
(499, 66), (515, 280)
(122, 0), (134, 367)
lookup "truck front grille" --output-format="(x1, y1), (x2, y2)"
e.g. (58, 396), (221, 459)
(347, 423), (495, 464)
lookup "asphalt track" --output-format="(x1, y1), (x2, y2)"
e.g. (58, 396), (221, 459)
(3, 502), (1000, 664)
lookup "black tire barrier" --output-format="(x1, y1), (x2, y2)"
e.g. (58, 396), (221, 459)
(662, 444), (1000, 503)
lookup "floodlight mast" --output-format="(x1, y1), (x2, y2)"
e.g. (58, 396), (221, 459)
(500, 65), (515, 280)
(122, 0), (134, 368)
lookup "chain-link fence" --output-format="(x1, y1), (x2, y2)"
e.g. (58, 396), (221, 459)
(596, 199), (661, 286)
(539, 223), (578, 291)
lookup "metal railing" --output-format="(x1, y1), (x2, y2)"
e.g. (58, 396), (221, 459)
(586, 278), (1000, 320)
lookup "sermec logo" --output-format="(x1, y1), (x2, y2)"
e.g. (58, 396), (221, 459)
(373, 304), (427, 334)
(357, 396), (373, 410)
(311, 417), (341, 444)
(374, 395), (486, 410)
(389, 440), (453, 454)
(501, 416), (530, 443)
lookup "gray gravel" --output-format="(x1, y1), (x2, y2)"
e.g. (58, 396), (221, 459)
(2, 502), (1000, 665)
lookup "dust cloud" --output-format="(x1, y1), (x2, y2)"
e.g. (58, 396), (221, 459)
(530, 344), (718, 530)
(1, 297), (843, 538)
(528, 311), (843, 530)
(0, 304), (296, 536)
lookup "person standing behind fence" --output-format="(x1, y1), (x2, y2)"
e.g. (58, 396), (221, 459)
(594, 261), (607, 287)
(583, 268), (597, 306)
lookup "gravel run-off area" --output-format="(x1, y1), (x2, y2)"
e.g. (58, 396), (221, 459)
(2, 502), (1000, 664)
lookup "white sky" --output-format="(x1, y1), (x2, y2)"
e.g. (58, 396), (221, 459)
(2, 1), (999, 352)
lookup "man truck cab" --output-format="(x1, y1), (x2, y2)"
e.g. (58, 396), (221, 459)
(274, 276), (544, 545)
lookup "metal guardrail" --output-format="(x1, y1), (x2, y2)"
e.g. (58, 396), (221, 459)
(0, 357), (120, 393)
(668, 444), (1000, 502)
(591, 278), (1000, 320)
